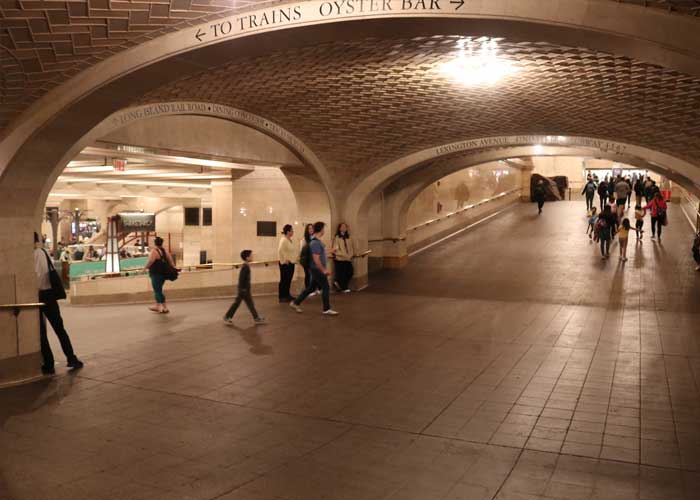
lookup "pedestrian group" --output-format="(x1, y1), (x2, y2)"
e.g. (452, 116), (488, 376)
(585, 174), (668, 261)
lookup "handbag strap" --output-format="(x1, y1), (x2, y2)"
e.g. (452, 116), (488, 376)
(42, 248), (56, 272)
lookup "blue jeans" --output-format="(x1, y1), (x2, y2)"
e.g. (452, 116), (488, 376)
(150, 274), (166, 303)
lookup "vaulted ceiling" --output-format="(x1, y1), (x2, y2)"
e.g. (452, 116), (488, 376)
(1, 0), (700, 132)
(133, 35), (700, 190)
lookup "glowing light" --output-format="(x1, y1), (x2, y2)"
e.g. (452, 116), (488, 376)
(441, 38), (518, 85)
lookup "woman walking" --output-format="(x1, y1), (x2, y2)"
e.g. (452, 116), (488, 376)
(278, 224), (297, 303)
(144, 236), (177, 313)
(332, 223), (354, 293)
(645, 192), (668, 242)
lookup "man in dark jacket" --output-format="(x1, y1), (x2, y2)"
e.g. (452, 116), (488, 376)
(534, 180), (546, 214)
(597, 180), (608, 210)
(223, 249), (265, 324)
(581, 177), (597, 211)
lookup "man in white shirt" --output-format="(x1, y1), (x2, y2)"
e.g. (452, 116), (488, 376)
(34, 232), (83, 375)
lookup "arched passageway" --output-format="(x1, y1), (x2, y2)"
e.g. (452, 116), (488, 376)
(2, 1), (700, 408)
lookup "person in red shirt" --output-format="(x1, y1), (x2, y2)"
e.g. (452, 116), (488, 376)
(644, 192), (668, 242)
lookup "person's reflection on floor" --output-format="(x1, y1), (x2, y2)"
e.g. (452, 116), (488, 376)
(238, 328), (272, 355)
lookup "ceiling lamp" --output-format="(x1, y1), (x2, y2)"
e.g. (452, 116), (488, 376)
(441, 38), (518, 85)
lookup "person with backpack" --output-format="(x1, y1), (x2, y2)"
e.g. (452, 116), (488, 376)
(581, 177), (597, 211)
(290, 221), (339, 315)
(645, 192), (668, 242)
(607, 176), (616, 206)
(299, 224), (318, 297)
(595, 205), (614, 259)
(33, 232), (84, 375)
(144, 236), (178, 313)
(597, 180), (608, 210)
(277, 224), (297, 303)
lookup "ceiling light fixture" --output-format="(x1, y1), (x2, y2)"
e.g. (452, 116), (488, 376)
(441, 38), (518, 85)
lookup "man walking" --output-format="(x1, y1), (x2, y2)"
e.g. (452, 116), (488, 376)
(615, 176), (631, 219)
(289, 222), (339, 315)
(597, 179), (608, 210)
(581, 176), (597, 211)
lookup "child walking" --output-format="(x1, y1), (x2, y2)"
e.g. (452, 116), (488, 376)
(587, 207), (598, 240)
(634, 204), (645, 242)
(618, 218), (631, 262)
(223, 250), (265, 324)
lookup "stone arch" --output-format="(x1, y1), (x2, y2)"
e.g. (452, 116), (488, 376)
(345, 136), (700, 234)
(3, 1), (700, 197)
(36, 101), (337, 224)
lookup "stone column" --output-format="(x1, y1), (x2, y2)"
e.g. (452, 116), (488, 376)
(212, 180), (235, 264)
(521, 167), (534, 202)
(0, 218), (43, 386)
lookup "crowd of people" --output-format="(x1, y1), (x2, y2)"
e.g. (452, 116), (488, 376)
(143, 221), (355, 323)
(582, 174), (669, 261)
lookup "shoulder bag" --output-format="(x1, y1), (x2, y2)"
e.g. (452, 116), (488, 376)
(42, 249), (67, 300)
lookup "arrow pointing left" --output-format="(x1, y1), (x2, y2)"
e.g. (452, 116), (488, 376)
(195, 28), (205, 42)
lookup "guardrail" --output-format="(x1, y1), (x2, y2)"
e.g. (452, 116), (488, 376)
(679, 189), (700, 232)
(0, 303), (44, 316)
(617, 0), (700, 15)
(406, 188), (521, 233)
(77, 250), (373, 280)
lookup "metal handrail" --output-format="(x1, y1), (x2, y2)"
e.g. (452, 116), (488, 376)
(406, 188), (521, 233)
(681, 191), (700, 217)
(0, 303), (44, 309)
(79, 250), (374, 279)
(368, 237), (407, 243)
(0, 303), (45, 317)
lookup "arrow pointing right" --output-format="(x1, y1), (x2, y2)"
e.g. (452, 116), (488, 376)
(450, 0), (464, 9)
(195, 28), (205, 42)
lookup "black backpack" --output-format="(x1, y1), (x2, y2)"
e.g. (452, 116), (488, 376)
(299, 243), (311, 269)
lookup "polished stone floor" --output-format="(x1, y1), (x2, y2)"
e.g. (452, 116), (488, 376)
(2, 201), (700, 500)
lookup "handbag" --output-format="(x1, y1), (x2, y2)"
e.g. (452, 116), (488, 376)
(42, 249), (67, 300)
(151, 248), (179, 281)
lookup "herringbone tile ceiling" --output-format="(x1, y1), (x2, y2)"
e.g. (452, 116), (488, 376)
(0, 0), (699, 132)
(136, 36), (700, 186)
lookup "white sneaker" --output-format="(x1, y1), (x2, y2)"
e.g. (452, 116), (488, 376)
(342, 289), (351, 293)
(322, 309), (339, 316)
(223, 317), (233, 324)
(695, 265), (700, 272)
(309, 291), (318, 297)
(289, 302), (302, 313)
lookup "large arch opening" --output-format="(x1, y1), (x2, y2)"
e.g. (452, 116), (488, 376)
(1, 1), (700, 414)
(37, 105), (333, 305)
(346, 137), (700, 274)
